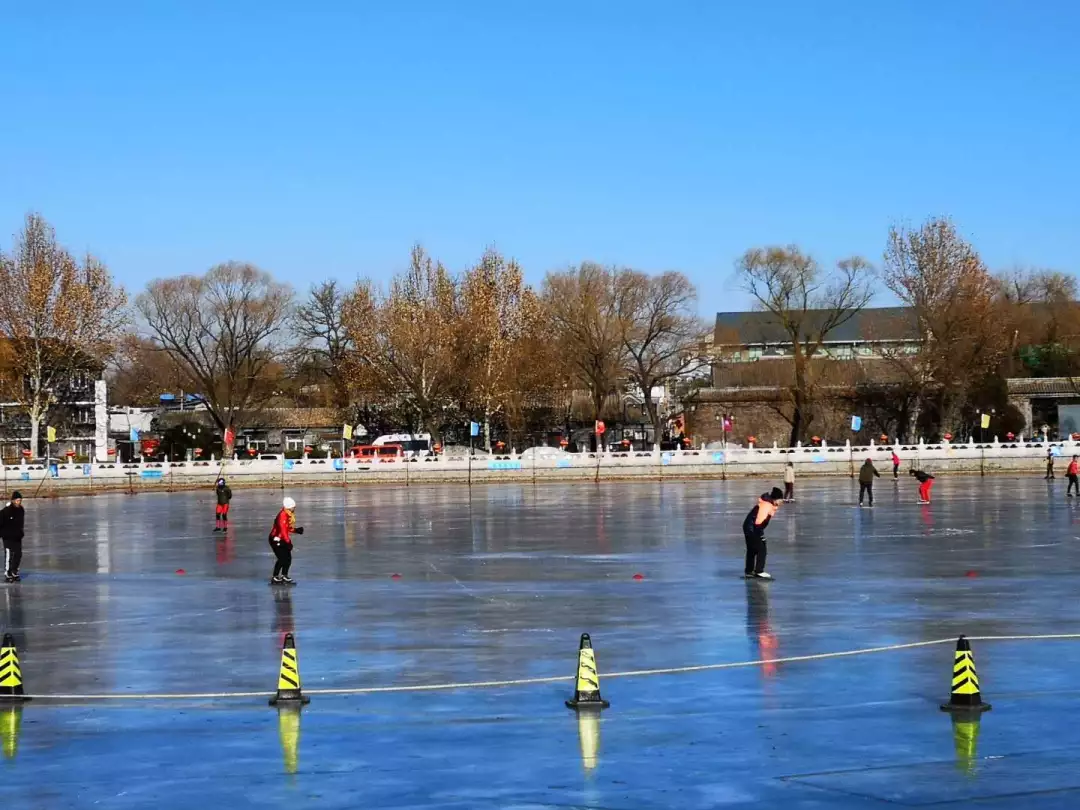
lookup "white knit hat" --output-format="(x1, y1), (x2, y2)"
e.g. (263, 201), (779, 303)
(283, 496), (296, 509)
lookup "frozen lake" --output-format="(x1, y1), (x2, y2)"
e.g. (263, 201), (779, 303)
(2, 476), (1080, 808)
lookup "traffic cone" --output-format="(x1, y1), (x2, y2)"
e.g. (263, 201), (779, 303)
(940, 636), (991, 713)
(951, 714), (981, 776)
(577, 708), (600, 772)
(565, 633), (609, 710)
(0, 634), (29, 702)
(269, 633), (310, 706)
(0, 707), (21, 759)
(277, 707), (301, 775)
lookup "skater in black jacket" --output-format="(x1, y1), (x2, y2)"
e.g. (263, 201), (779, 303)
(0, 492), (25, 582)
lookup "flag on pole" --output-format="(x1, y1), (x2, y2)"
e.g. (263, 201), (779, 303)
(224, 427), (235, 449)
(980, 413), (991, 429)
(343, 424), (353, 441)
(47, 426), (57, 443)
(469, 421), (480, 437)
(129, 427), (140, 442)
(851, 415), (862, 432)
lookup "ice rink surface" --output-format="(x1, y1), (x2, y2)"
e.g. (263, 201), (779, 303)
(2, 475), (1080, 808)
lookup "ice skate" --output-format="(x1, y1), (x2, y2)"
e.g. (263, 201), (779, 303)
(754, 571), (773, 580)
(270, 575), (284, 585)
(281, 576), (296, 585)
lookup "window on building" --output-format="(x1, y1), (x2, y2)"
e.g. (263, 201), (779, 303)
(748, 347), (763, 360)
(75, 407), (93, 424)
(831, 345), (853, 360)
(284, 434), (304, 452)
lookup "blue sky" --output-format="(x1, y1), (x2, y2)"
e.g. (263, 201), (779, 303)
(1, 1), (1077, 313)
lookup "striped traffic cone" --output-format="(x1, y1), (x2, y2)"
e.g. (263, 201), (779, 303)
(269, 633), (310, 706)
(941, 635), (991, 713)
(565, 633), (609, 710)
(0, 635), (29, 703)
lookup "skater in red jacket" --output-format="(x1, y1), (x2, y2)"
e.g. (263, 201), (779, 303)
(910, 468), (935, 504)
(268, 496), (304, 585)
(1067, 456), (1079, 497)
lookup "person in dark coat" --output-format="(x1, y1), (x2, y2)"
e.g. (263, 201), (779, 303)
(214, 477), (233, 532)
(858, 459), (880, 507)
(0, 492), (26, 583)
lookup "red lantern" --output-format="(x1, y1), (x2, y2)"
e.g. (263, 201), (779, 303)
(433, 443), (442, 453)
(811, 435), (822, 446)
(107, 448), (116, 457)
(495, 440), (505, 448)
(879, 433), (889, 443)
(1006, 432), (1015, 441)
(747, 435), (757, 445)
(247, 447), (257, 456)
(303, 445), (313, 453)
(559, 437), (568, 448)
(194, 448), (204, 457)
(20, 449), (30, 458)
(943, 432), (953, 441)
(65, 449), (75, 458)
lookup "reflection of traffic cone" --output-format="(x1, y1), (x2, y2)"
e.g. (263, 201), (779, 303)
(0, 707), (21, 759)
(277, 707), (301, 775)
(269, 633), (310, 706)
(565, 633), (609, 710)
(577, 708), (600, 772)
(951, 714), (981, 776)
(940, 636), (991, 713)
(0, 634), (29, 702)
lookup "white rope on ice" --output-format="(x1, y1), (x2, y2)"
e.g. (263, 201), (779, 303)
(20, 633), (1080, 702)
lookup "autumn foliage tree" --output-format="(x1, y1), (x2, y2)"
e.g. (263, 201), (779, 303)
(459, 250), (545, 449)
(137, 262), (293, 447)
(880, 217), (1006, 436)
(342, 246), (459, 439)
(0, 214), (128, 455)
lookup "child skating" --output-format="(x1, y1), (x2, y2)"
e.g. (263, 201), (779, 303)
(742, 487), (783, 580)
(910, 468), (935, 503)
(213, 477), (233, 532)
(783, 462), (795, 502)
(0, 491), (25, 583)
(269, 496), (304, 585)
(891, 450), (901, 479)
(1068, 456), (1079, 497)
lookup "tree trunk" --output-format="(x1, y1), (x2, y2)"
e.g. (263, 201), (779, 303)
(29, 416), (40, 459)
(483, 407), (491, 452)
(645, 397), (661, 451)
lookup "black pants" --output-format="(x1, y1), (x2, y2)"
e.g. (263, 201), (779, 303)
(270, 540), (292, 577)
(784, 482), (794, 500)
(893, 464), (900, 479)
(3, 541), (22, 576)
(1046, 464), (1055, 480)
(859, 482), (873, 505)
(744, 530), (766, 575)
(1069, 475), (1079, 495)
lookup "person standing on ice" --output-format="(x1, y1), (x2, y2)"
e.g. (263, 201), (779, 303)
(0, 492), (24, 583)
(1067, 456), (1080, 497)
(213, 477), (233, 532)
(910, 468), (935, 504)
(783, 462), (795, 502)
(891, 450), (901, 479)
(742, 487), (783, 580)
(1045, 448), (1055, 480)
(269, 496), (304, 585)
(858, 458), (880, 507)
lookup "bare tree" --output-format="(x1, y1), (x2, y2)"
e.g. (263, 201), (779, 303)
(136, 262), (294, 448)
(542, 264), (626, 442)
(614, 269), (710, 448)
(342, 245), (459, 440)
(0, 214), (128, 455)
(736, 246), (873, 445)
(292, 279), (352, 408)
(880, 218), (1005, 436)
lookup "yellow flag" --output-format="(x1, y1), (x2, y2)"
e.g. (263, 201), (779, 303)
(46, 426), (57, 443)
(980, 413), (990, 429)
(343, 424), (353, 441)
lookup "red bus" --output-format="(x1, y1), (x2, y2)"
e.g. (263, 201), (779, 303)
(348, 444), (404, 461)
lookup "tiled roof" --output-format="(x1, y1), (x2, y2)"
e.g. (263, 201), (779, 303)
(715, 307), (917, 345)
(1006, 378), (1080, 396)
(246, 408), (345, 429)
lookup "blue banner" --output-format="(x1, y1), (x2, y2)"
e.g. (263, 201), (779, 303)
(851, 415), (862, 432)
(130, 427), (140, 442)
(470, 421), (480, 437)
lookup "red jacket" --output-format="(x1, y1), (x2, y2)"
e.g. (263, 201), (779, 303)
(1068, 461), (1078, 477)
(270, 508), (295, 545)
